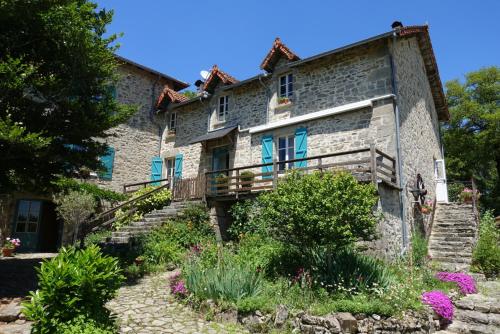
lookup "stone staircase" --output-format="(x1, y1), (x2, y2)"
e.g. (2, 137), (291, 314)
(106, 201), (201, 244)
(437, 280), (500, 334)
(428, 203), (478, 272)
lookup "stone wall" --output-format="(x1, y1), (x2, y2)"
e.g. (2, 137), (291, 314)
(93, 64), (170, 192)
(392, 36), (444, 240)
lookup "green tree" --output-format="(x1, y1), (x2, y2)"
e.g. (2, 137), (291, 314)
(443, 67), (500, 213)
(0, 0), (135, 192)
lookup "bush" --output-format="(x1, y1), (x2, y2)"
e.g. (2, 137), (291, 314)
(411, 231), (428, 267)
(57, 315), (115, 334)
(447, 183), (465, 203)
(54, 190), (96, 244)
(472, 211), (500, 278)
(257, 171), (378, 250)
(83, 230), (111, 247)
(53, 177), (127, 202)
(228, 200), (266, 240)
(22, 246), (124, 333)
(180, 203), (212, 236)
(183, 255), (263, 303)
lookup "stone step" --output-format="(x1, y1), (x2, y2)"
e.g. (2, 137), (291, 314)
(435, 262), (470, 272)
(455, 309), (500, 327)
(433, 222), (476, 229)
(108, 236), (130, 244)
(428, 245), (473, 253)
(445, 319), (498, 334)
(432, 227), (476, 234)
(455, 297), (500, 314)
(428, 240), (475, 247)
(429, 235), (475, 242)
(428, 250), (472, 259)
(431, 256), (472, 264)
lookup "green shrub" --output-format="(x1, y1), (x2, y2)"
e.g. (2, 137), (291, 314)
(411, 231), (428, 267)
(257, 170), (378, 250)
(57, 315), (115, 334)
(447, 183), (465, 203)
(183, 256), (263, 303)
(181, 203), (212, 236)
(235, 234), (286, 275)
(53, 177), (127, 202)
(124, 263), (145, 280)
(84, 230), (111, 247)
(22, 246), (124, 333)
(472, 211), (500, 278)
(228, 200), (266, 240)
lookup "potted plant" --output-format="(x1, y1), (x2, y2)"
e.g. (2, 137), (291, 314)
(421, 199), (433, 215)
(215, 173), (229, 193)
(2, 238), (20, 257)
(278, 96), (290, 105)
(239, 171), (255, 192)
(134, 255), (145, 266)
(459, 188), (479, 204)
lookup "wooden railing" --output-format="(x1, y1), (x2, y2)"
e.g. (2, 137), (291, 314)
(205, 145), (398, 198)
(123, 178), (170, 193)
(172, 174), (206, 201)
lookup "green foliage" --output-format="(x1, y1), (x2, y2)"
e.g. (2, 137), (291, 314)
(83, 230), (111, 247)
(57, 315), (115, 334)
(181, 203), (212, 235)
(443, 67), (500, 214)
(53, 177), (127, 202)
(22, 246), (124, 333)
(181, 90), (197, 99)
(257, 170), (378, 250)
(0, 0), (136, 192)
(411, 231), (428, 267)
(228, 200), (266, 239)
(447, 182), (466, 202)
(472, 211), (500, 278)
(54, 190), (96, 243)
(124, 264), (145, 281)
(183, 255), (263, 303)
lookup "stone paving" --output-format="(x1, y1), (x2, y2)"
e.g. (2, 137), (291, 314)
(106, 271), (248, 334)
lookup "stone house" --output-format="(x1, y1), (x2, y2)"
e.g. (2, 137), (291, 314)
(0, 56), (188, 252)
(155, 23), (449, 257)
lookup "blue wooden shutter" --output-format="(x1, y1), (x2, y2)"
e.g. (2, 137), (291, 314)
(99, 147), (115, 180)
(174, 154), (183, 179)
(295, 128), (307, 168)
(262, 135), (273, 179)
(151, 156), (163, 185)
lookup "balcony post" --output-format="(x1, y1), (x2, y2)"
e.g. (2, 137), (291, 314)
(370, 144), (377, 185)
(272, 158), (278, 189)
(235, 169), (240, 199)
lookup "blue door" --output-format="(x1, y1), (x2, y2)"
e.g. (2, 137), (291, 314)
(212, 147), (229, 193)
(12, 200), (43, 252)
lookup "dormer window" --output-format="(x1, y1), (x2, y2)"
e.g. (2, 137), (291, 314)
(218, 95), (229, 122)
(169, 112), (177, 132)
(279, 73), (293, 102)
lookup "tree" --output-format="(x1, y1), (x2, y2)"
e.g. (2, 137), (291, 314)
(257, 171), (379, 250)
(53, 190), (96, 244)
(0, 0), (135, 192)
(443, 67), (500, 213)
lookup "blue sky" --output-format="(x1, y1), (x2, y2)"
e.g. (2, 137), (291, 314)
(98, 0), (499, 91)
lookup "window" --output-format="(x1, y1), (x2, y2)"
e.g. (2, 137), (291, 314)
(15, 200), (41, 233)
(278, 135), (295, 171)
(169, 112), (177, 131)
(166, 157), (176, 179)
(218, 96), (229, 122)
(279, 74), (293, 98)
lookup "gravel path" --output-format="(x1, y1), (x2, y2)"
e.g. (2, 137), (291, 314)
(107, 271), (247, 334)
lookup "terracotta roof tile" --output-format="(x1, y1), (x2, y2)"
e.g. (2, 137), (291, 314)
(260, 37), (300, 72)
(156, 85), (189, 108)
(202, 65), (238, 92)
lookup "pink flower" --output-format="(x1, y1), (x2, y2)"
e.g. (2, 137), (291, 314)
(436, 272), (477, 295)
(422, 291), (454, 321)
(169, 271), (188, 297)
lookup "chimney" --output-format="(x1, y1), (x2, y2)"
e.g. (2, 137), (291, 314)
(391, 21), (403, 29)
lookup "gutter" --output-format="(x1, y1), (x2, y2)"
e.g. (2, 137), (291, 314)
(388, 33), (408, 253)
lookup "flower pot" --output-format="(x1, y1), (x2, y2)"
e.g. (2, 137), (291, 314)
(2, 248), (14, 257)
(421, 207), (430, 215)
(134, 258), (145, 266)
(463, 198), (473, 204)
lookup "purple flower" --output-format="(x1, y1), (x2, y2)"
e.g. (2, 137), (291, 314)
(422, 291), (454, 321)
(171, 280), (187, 296)
(436, 272), (477, 295)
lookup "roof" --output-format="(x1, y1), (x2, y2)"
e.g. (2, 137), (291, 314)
(260, 37), (300, 72)
(156, 86), (189, 108)
(189, 126), (238, 144)
(203, 65), (238, 92)
(173, 25), (449, 120)
(115, 55), (189, 91)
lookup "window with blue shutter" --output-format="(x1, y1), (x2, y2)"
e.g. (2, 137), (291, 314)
(262, 135), (273, 179)
(151, 157), (163, 185)
(174, 154), (183, 179)
(295, 128), (307, 168)
(99, 147), (115, 180)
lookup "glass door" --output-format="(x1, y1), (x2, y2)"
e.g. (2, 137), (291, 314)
(435, 159), (449, 203)
(12, 200), (42, 252)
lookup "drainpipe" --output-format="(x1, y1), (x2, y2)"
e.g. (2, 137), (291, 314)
(258, 73), (271, 124)
(388, 34), (408, 252)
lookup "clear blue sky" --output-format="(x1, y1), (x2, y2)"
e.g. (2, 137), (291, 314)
(98, 0), (499, 90)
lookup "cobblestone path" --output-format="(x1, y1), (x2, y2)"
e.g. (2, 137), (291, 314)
(107, 271), (247, 334)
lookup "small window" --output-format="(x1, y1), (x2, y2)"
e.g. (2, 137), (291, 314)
(218, 96), (229, 122)
(277, 135), (295, 171)
(15, 200), (41, 233)
(166, 157), (176, 179)
(169, 112), (177, 131)
(279, 74), (293, 98)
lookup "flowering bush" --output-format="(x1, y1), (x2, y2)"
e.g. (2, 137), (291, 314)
(4, 238), (21, 249)
(436, 272), (477, 294)
(421, 291), (454, 321)
(459, 187), (479, 203)
(421, 199), (433, 214)
(169, 272), (188, 298)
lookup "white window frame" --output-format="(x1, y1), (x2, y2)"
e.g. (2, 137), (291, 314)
(169, 112), (177, 131)
(217, 95), (229, 122)
(279, 73), (293, 99)
(165, 157), (176, 180)
(277, 135), (295, 171)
